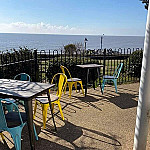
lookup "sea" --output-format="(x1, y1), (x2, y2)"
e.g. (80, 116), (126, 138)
(0, 33), (145, 52)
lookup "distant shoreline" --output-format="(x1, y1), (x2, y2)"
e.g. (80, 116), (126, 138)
(0, 32), (145, 37)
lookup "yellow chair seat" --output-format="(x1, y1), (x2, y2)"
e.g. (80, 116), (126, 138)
(67, 78), (81, 82)
(36, 94), (59, 103)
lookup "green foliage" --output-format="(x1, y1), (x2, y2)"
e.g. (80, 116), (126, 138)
(0, 47), (38, 81)
(64, 44), (77, 54)
(129, 50), (143, 78)
(46, 61), (98, 85)
(140, 0), (149, 10)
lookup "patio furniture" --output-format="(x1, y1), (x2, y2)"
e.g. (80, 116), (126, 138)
(101, 63), (123, 93)
(33, 73), (67, 129)
(14, 73), (31, 81)
(4, 73), (31, 112)
(0, 132), (4, 141)
(0, 79), (55, 150)
(60, 65), (84, 98)
(76, 64), (104, 96)
(0, 99), (38, 150)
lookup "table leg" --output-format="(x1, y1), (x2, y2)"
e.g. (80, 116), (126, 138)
(97, 67), (103, 94)
(92, 69), (95, 90)
(47, 91), (57, 131)
(85, 69), (89, 97)
(24, 100), (35, 150)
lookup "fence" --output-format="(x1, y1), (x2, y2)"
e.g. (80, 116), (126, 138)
(0, 48), (37, 81)
(37, 48), (143, 84)
(0, 48), (143, 85)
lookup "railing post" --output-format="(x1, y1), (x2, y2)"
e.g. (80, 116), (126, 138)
(103, 49), (106, 76)
(34, 49), (38, 82)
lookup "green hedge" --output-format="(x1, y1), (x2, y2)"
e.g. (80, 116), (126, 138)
(46, 62), (99, 86)
(129, 50), (143, 78)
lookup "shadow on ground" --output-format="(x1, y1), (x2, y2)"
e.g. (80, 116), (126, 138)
(107, 93), (138, 109)
(55, 120), (121, 149)
(72, 95), (103, 111)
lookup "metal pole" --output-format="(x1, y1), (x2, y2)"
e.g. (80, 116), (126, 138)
(85, 41), (87, 50)
(34, 49), (38, 82)
(101, 36), (102, 50)
(100, 34), (104, 50)
(133, 5), (150, 150)
(103, 48), (106, 76)
(84, 38), (88, 50)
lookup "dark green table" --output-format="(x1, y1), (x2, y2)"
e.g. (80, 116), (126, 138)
(76, 64), (103, 96)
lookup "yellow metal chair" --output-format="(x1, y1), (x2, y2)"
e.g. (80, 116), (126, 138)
(33, 73), (67, 129)
(0, 132), (4, 142)
(60, 65), (84, 98)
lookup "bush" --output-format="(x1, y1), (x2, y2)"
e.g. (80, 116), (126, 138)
(64, 44), (77, 55)
(129, 50), (143, 78)
(46, 62), (98, 86)
(0, 48), (38, 81)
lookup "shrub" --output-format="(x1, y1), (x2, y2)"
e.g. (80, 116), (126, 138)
(46, 62), (98, 86)
(64, 44), (77, 55)
(129, 50), (143, 78)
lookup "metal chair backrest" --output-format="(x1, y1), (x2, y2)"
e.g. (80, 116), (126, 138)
(14, 73), (30, 81)
(60, 65), (72, 79)
(113, 63), (123, 79)
(51, 73), (67, 98)
(0, 99), (24, 130)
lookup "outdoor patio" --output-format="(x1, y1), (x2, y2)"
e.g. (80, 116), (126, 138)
(1, 82), (150, 150)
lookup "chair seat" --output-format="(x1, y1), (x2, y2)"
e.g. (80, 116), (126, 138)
(1, 99), (16, 105)
(103, 75), (117, 79)
(67, 78), (81, 82)
(5, 112), (27, 128)
(36, 94), (59, 104)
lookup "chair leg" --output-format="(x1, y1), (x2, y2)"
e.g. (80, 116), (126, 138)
(33, 124), (38, 141)
(74, 82), (78, 92)
(64, 83), (67, 94)
(33, 100), (38, 119)
(78, 81), (84, 96)
(9, 128), (22, 150)
(68, 82), (73, 98)
(114, 80), (118, 93)
(51, 103), (55, 113)
(41, 103), (49, 129)
(102, 79), (106, 93)
(57, 101), (64, 120)
(0, 133), (4, 141)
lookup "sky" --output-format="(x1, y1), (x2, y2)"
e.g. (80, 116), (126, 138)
(0, 0), (148, 36)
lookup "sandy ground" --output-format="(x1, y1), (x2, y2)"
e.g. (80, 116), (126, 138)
(1, 82), (150, 150)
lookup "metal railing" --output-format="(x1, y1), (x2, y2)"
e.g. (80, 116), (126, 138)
(0, 48), (143, 85)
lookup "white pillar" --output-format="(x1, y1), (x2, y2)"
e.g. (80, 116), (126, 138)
(133, 4), (150, 150)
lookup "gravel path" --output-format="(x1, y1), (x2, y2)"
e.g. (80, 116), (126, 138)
(1, 82), (150, 150)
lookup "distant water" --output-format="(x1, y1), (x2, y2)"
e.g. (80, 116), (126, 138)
(0, 33), (145, 52)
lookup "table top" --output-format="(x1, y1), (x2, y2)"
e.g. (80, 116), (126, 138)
(76, 64), (103, 69)
(0, 79), (55, 101)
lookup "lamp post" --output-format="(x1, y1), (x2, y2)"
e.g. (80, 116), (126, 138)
(84, 38), (88, 50)
(100, 34), (104, 50)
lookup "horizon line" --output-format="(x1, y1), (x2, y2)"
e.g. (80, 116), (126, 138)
(0, 32), (145, 37)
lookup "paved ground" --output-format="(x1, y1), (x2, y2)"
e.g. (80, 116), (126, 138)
(1, 82), (150, 150)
